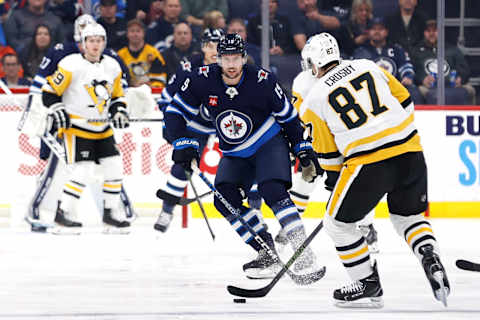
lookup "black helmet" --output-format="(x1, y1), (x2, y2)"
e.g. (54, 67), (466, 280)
(217, 33), (246, 57)
(201, 28), (224, 44)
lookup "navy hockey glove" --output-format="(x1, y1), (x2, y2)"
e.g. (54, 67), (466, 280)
(294, 141), (323, 183)
(109, 102), (130, 129)
(49, 103), (71, 131)
(172, 138), (200, 173)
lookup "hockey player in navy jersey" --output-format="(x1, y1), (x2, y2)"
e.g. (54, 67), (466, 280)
(164, 33), (322, 277)
(154, 28), (223, 232)
(25, 14), (134, 232)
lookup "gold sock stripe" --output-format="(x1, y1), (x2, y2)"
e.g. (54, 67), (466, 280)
(407, 227), (434, 246)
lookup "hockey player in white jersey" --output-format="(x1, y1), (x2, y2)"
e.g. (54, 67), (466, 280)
(300, 33), (450, 307)
(41, 23), (131, 233)
(277, 39), (379, 253)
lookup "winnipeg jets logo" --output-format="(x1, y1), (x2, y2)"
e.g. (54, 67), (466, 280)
(208, 95), (218, 107)
(225, 87), (238, 99)
(199, 66), (209, 77)
(257, 70), (269, 83)
(216, 110), (253, 144)
(181, 60), (192, 72)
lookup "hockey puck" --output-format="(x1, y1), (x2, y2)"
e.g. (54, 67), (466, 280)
(233, 298), (246, 303)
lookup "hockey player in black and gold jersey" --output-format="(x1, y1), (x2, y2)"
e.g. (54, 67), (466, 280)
(300, 33), (450, 308)
(42, 23), (131, 233)
(118, 19), (167, 88)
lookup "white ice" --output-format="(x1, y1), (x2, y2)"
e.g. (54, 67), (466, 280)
(0, 217), (479, 320)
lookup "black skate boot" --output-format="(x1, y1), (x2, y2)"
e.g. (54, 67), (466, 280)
(359, 224), (379, 253)
(154, 210), (173, 232)
(419, 244), (450, 307)
(334, 261), (384, 308)
(103, 208), (130, 234)
(243, 231), (280, 279)
(54, 207), (82, 228)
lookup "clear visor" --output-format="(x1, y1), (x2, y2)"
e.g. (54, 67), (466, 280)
(218, 54), (244, 68)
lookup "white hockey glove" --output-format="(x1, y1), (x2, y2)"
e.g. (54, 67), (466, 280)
(49, 103), (71, 130)
(109, 102), (130, 129)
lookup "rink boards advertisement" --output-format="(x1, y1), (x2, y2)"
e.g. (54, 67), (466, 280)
(0, 93), (479, 225)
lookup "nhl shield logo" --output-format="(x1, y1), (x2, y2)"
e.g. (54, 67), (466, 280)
(225, 87), (238, 99)
(216, 110), (253, 144)
(209, 95), (218, 107)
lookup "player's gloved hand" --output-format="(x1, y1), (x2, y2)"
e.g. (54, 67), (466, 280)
(172, 138), (200, 173)
(49, 103), (71, 130)
(109, 103), (130, 129)
(294, 141), (323, 183)
(324, 170), (340, 191)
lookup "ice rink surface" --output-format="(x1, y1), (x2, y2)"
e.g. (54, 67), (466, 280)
(1, 217), (479, 320)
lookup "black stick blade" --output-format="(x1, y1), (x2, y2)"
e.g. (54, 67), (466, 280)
(227, 283), (273, 298)
(456, 259), (480, 272)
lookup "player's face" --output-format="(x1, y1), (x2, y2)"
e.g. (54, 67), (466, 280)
(84, 36), (105, 61)
(202, 41), (218, 64)
(220, 54), (244, 80)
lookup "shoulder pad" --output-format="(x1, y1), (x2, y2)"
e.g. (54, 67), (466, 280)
(198, 65), (210, 78)
(257, 69), (269, 83)
(181, 60), (192, 72)
(54, 43), (64, 51)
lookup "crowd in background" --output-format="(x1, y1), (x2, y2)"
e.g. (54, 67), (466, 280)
(0, 0), (477, 105)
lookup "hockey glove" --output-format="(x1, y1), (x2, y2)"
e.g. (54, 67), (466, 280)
(49, 103), (71, 131)
(172, 138), (200, 173)
(109, 102), (130, 129)
(294, 141), (323, 183)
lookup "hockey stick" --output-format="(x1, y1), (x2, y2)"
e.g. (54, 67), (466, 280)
(186, 170), (215, 241)
(0, 78), (31, 131)
(228, 220), (325, 298)
(456, 259), (480, 272)
(156, 189), (213, 206)
(72, 118), (164, 124)
(192, 166), (326, 286)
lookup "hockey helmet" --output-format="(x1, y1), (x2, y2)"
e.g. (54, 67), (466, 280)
(81, 23), (107, 51)
(201, 28), (224, 44)
(217, 33), (246, 57)
(302, 33), (340, 75)
(74, 14), (96, 43)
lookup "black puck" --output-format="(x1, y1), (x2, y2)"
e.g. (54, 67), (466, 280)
(233, 298), (246, 303)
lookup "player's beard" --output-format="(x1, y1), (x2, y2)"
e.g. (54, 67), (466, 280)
(223, 67), (241, 80)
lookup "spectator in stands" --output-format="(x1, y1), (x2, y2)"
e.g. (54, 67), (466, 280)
(4, 0), (64, 52)
(146, 0), (165, 27)
(352, 16), (423, 104)
(179, 0), (228, 28)
(118, 19), (168, 88)
(291, 0), (341, 51)
(385, 0), (427, 55)
(337, 0), (372, 57)
(126, 0), (156, 21)
(1, 53), (30, 87)
(227, 18), (261, 66)
(203, 10), (226, 30)
(162, 22), (201, 80)
(0, 44), (21, 78)
(318, 0), (353, 24)
(411, 19), (475, 105)
(227, 0), (258, 20)
(97, 0), (128, 51)
(19, 23), (52, 80)
(48, 0), (77, 38)
(146, 0), (183, 51)
(247, 0), (296, 55)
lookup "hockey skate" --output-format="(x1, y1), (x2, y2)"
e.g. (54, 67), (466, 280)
(359, 224), (379, 253)
(274, 228), (289, 248)
(103, 208), (131, 234)
(154, 210), (173, 232)
(243, 248), (281, 279)
(52, 206), (82, 235)
(419, 244), (450, 307)
(334, 261), (384, 309)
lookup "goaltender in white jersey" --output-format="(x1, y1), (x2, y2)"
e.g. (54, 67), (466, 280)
(300, 33), (449, 308)
(42, 23), (131, 233)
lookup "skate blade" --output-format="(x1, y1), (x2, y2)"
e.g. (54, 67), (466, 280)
(433, 271), (449, 307)
(335, 296), (384, 309)
(103, 225), (131, 235)
(51, 226), (81, 235)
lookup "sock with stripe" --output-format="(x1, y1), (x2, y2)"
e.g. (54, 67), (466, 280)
(390, 213), (438, 260)
(103, 179), (122, 209)
(289, 171), (317, 215)
(162, 164), (188, 213)
(60, 180), (86, 213)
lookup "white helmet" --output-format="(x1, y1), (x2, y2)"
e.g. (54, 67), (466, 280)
(81, 23), (107, 51)
(302, 33), (340, 76)
(74, 14), (96, 42)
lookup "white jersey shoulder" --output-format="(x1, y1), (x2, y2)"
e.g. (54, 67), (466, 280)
(291, 70), (317, 112)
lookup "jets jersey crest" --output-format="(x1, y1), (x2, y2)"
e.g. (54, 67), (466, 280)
(300, 59), (422, 171)
(45, 53), (125, 135)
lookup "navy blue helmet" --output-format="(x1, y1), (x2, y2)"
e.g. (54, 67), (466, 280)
(217, 33), (246, 57)
(201, 28), (224, 44)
